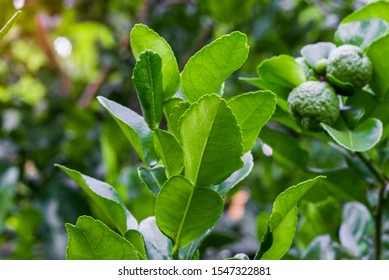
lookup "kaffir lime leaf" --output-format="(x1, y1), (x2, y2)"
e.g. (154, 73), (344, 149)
(288, 81), (340, 131)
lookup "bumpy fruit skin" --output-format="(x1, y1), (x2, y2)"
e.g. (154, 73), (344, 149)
(288, 81), (340, 131)
(326, 44), (373, 89)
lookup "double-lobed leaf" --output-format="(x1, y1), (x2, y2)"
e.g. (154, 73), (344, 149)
(256, 176), (325, 260)
(56, 164), (137, 235)
(66, 216), (138, 260)
(130, 24), (180, 100)
(97, 96), (158, 165)
(321, 118), (383, 152)
(155, 176), (223, 250)
(181, 31), (249, 103)
(180, 94), (243, 186)
(138, 165), (167, 197)
(132, 50), (163, 129)
(335, 18), (389, 50)
(228, 90), (276, 153)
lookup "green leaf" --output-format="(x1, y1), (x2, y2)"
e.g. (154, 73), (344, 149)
(177, 230), (210, 260)
(341, 1), (389, 25)
(139, 217), (170, 260)
(132, 50), (163, 129)
(153, 129), (184, 177)
(97, 96), (158, 166)
(214, 152), (254, 197)
(258, 176), (326, 260)
(56, 164), (137, 235)
(0, 168), (18, 230)
(251, 55), (306, 99)
(130, 24), (180, 100)
(179, 94), (243, 186)
(339, 202), (374, 258)
(155, 176), (223, 249)
(181, 31), (249, 103)
(301, 235), (337, 260)
(367, 34), (389, 98)
(227, 253), (250, 260)
(138, 165), (167, 197)
(166, 101), (190, 139)
(321, 118), (383, 152)
(335, 18), (389, 50)
(300, 42), (336, 68)
(124, 230), (148, 260)
(228, 90), (276, 153)
(66, 216), (138, 260)
(0, 11), (21, 41)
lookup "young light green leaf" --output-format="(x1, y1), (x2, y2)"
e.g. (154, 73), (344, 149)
(321, 118), (383, 152)
(228, 90), (276, 153)
(181, 31), (249, 103)
(138, 165), (167, 197)
(0, 11), (21, 41)
(180, 94), (243, 186)
(125, 230), (148, 260)
(335, 18), (389, 50)
(130, 24), (180, 100)
(214, 152), (254, 197)
(97, 96), (158, 166)
(139, 216), (170, 260)
(155, 176), (223, 250)
(340, 1), (389, 25)
(166, 101), (190, 139)
(132, 50), (163, 129)
(153, 129), (184, 177)
(66, 216), (138, 260)
(367, 34), (389, 98)
(258, 176), (326, 260)
(300, 42), (336, 69)
(249, 55), (306, 100)
(56, 164), (137, 235)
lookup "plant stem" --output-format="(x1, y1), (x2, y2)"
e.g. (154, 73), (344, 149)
(355, 152), (388, 259)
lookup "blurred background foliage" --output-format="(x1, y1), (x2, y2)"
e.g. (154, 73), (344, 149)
(0, 0), (382, 259)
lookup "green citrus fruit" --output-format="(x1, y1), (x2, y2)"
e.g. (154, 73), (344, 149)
(287, 81), (340, 131)
(326, 44), (373, 90)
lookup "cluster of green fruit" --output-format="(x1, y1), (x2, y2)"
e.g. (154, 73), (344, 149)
(288, 44), (373, 131)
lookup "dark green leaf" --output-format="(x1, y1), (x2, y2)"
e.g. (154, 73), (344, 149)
(181, 31), (249, 103)
(153, 129), (184, 177)
(228, 90), (276, 153)
(367, 34), (389, 98)
(179, 94), (243, 186)
(155, 176), (223, 249)
(339, 202), (374, 258)
(98, 96), (158, 165)
(66, 216), (138, 260)
(335, 18), (389, 50)
(130, 24), (180, 100)
(132, 50), (163, 129)
(56, 164), (137, 235)
(321, 118), (383, 152)
(138, 165), (167, 197)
